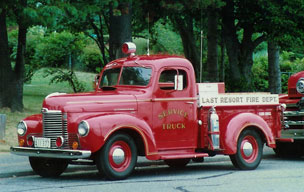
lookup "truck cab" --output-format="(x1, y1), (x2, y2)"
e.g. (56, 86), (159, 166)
(11, 42), (282, 180)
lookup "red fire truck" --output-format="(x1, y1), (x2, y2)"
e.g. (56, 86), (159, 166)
(275, 71), (304, 157)
(11, 42), (284, 180)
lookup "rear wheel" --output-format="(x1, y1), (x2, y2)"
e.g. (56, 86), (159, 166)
(164, 158), (190, 168)
(230, 129), (263, 170)
(29, 157), (68, 177)
(96, 133), (137, 180)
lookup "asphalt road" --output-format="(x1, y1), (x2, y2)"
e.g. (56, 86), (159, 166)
(0, 147), (304, 192)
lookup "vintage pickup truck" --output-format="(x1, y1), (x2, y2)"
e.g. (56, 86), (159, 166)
(11, 42), (284, 180)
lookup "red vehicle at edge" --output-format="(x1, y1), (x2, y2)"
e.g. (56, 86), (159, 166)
(11, 42), (284, 180)
(275, 71), (304, 157)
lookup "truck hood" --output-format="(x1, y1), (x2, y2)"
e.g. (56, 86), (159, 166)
(42, 92), (138, 113)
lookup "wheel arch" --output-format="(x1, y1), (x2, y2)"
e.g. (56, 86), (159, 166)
(79, 114), (158, 159)
(105, 128), (146, 157)
(100, 114), (159, 159)
(223, 113), (275, 154)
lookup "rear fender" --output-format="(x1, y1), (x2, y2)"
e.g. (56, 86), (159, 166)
(79, 114), (158, 159)
(222, 113), (275, 154)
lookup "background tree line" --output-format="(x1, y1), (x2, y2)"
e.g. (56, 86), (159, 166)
(1, 0), (304, 111)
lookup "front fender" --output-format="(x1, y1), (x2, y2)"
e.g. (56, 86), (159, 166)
(19, 114), (43, 146)
(222, 113), (275, 154)
(79, 114), (158, 158)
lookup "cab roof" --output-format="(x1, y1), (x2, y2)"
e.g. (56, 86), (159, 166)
(104, 55), (193, 71)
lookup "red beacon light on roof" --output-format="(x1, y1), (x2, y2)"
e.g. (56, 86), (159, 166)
(122, 42), (136, 57)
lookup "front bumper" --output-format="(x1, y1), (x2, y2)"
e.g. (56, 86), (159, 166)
(10, 147), (91, 159)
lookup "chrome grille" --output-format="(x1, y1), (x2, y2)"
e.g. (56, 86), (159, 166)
(42, 109), (68, 148)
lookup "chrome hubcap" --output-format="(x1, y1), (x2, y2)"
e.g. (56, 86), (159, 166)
(112, 148), (125, 164)
(243, 141), (253, 157)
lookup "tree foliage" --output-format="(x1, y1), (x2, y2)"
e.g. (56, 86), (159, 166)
(2, 0), (304, 111)
(34, 31), (85, 68)
(150, 20), (183, 55)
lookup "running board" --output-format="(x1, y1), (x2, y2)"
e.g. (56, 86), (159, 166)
(159, 153), (209, 160)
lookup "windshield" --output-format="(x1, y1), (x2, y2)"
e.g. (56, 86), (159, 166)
(120, 67), (152, 86)
(100, 66), (152, 88)
(100, 68), (121, 87)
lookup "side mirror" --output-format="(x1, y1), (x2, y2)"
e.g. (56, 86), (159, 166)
(93, 74), (100, 90)
(174, 75), (183, 91)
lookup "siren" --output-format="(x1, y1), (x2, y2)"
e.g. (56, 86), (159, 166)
(122, 42), (136, 56)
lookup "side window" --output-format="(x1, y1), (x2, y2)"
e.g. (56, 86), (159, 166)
(158, 69), (188, 90)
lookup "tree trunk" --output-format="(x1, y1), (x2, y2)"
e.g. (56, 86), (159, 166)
(268, 41), (281, 94)
(0, 1), (28, 111)
(222, 0), (241, 91)
(219, 27), (225, 82)
(109, 2), (132, 60)
(221, 0), (265, 92)
(206, 8), (219, 82)
(239, 44), (254, 91)
(0, 8), (15, 109)
(171, 15), (200, 81)
(13, 0), (28, 111)
(89, 15), (108, 66)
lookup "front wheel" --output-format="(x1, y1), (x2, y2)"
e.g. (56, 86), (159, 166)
(230, 129), (263, 170)
(96, 133), (137, 180)
(29, 157), (68, 177)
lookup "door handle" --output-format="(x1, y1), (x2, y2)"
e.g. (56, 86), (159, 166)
(186, 102), (194, 104)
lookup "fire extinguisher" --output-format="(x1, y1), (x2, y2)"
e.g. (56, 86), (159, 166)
(209, 106), (220, 150)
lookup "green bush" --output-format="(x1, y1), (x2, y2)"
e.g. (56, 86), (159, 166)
(79, 44), (102, 72)
(150, 21), (183, 55)
(281, 51), (304, 72)
(25, 27), (45, 82)
(34, 31), (85, 68)
(44, 68), (85, 93)
(8, 29), (18, 60)
(8, 27), (101, 90)
(8, 26), (45, 83)
(280, 51), (304, 92)
(252, 51), (304, 93)
(252, 56), (269, 92)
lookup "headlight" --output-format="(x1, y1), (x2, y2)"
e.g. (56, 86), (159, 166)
(296, 78), (304, 94)
(17, 121), (27, 136)
(78, 121), (90, 137)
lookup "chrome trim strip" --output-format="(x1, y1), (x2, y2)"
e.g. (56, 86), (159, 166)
(45, 92), (67, 99)
(284, 121), (304, 126)
(114, 108), (135, 111)
(67, 100), (138, 104)
(152, 97), (197, 102)
(286, 103), (297, 108)
(10, 147), (91, 159)
(41, 108), (61, 113)
(284, 111), (304, 116)
(67, 98), (199, 105)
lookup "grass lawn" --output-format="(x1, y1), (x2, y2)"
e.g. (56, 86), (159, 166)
(0, 69), (96, 152)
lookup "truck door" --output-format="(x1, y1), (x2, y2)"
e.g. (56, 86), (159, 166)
(152, 68), (197, 149)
